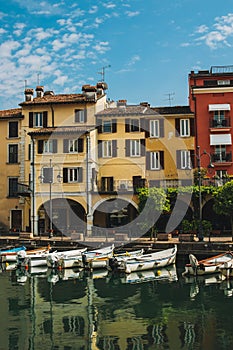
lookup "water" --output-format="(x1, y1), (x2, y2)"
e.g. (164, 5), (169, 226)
(0, 264), (233, 350)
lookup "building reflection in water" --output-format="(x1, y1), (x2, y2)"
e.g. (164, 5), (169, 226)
(0, 266), (233, 349)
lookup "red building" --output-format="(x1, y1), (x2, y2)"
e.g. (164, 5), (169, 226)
(189, 65), (233, 180)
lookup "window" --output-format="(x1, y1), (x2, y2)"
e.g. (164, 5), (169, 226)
(96, 119), (117, 133)
(180, 119), (190, 137)
(43, 140), (54, 153)
(125, 119), (140, 132)
(103, 120), (112, 133)
(150, 120), (159, 138)
(101, 177), (114, 191)
(130, 140), (140, 156)
(125, 139), (145, 157)
(38, 140), (57, 154)
(9, 121), (18, 138)
(75, 109), (86, 123)
(8, 178), (18, 197)
(180, 150), (191, 169)
(214, 145), (226, 162)
(150, 152), (160, 170)
(63, 167), (83, 183)
(102, 140), (112, 157)
(8, 144), (18, 163)
(213, 110), (225, 127)
(63, 138), (84, 153)
(29, 111), (47, 128)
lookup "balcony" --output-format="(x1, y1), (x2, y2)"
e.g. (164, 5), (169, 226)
(211, 152), (232, 164)
(96, 179), (146, 194)
(209, 117), (230, 128)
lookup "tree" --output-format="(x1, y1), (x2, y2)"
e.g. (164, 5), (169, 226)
(213, 180), (233, 241)
(137, 187), (170, 237)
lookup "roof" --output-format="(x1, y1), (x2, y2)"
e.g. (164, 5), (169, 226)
(28, 126), (95, 137)
(152, 106), (193, 115)
(19, 93), (98, 106)
(0, 108), (23, 119)
(96, 105), (160, 117)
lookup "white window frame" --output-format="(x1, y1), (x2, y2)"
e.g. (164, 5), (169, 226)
(34, 112), (43, 127)
(102, 140), (112, 158)
(68, 168), (81, 183)
(43, 140), (54, 153)
(102, 120), (112, 133)
(150, 151), (160, 170)
(69, 139), (78, 153)
(180, 150), (191, 169)
(180, 119), (190, 137)
(150, 120), (159, 138)
(130, 140), (140, 156)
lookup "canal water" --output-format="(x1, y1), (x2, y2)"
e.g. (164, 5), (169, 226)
(0, 264), (233, 350)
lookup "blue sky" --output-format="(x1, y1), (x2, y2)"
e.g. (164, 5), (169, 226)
(1, 0), (233, 110)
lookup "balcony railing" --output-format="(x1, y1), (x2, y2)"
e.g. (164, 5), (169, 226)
(211, 152), (232, 163)
(209, 117), (231, 128)
(96, 179), (146, 193)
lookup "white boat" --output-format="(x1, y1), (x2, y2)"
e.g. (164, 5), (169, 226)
(108, 248), (144, 271)
(1, 245), (50, 263)
(121, 245), (177, 274)
(56, 253), (85, 270)
(219, 259), (233, 279)
(121, 265), (178, 284)
(16, 248), (51, 268)
(82, 244), (115, 269)
(182, 251), (233, 276)
(46, 247), (87, 269)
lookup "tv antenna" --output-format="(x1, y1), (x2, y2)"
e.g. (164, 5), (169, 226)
(98, 65), (111, 82)
(164, 92), (175, 106)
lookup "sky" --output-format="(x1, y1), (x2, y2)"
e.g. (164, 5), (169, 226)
(1, 0), (233, 110)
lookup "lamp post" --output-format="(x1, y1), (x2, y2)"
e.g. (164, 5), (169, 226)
(39, 159), (62, 238)
(196, 146), (214, 241)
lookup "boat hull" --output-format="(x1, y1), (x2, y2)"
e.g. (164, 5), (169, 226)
(123, 246), (177, 274)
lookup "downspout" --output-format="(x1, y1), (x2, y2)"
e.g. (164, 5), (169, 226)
(50, 103), (54, 127)
(30, 135), (36, 236)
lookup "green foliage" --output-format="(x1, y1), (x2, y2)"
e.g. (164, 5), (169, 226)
(137, 187), (170, 213)
(213, 180), (233, 216)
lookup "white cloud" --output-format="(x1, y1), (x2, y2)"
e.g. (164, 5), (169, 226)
(0, 28), (7, 35)
(93, 41), (110, 54)
(128, 55), (140, 66)
(103, 3), (116, 9)
(0, 40), (21, 57)
(89, 6), (98, 14)
(196, 25), (208, 34)
(125, 11), (140, 18)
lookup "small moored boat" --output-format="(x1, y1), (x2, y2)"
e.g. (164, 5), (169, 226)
(108, 248), (144, 272)
(0, 246), (26, 262)
(46, 248), (87, 269)
(219, 259), (233, 279)
(182, 251), (233, 276)
(82, 244), (115, 270)
(120, 245), (177, 274)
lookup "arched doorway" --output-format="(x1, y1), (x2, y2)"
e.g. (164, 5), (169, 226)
(38, 198), (86, 236)
(93, 198), (138, 230)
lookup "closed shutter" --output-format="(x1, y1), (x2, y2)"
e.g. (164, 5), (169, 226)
(190, 119), (195, 136)
(176, 150), (181, 169)
(63, 168), (68, 183)
(43, 111), (48, 128)
(125, 119), (130, 132)
(78, 138), (84, 152)
(112, 140), (117, 157)
(140, 139), (145, 156)
(98, 141), (102, 158)
(96, 119), (102, 133)
(175, 119), (180, 137)
(29, 112), (33, 128)
(190, 150), (195, 168)
(38, 140), (44, 154)
(112, 119), (117, 133)
(63, 139), (69, 153)
(78, 167), (83, 182)
(146, 152), (150, 170)
(52, 139), (57, 153)
(160, 151), (164, 169)
(125, 139), (130, 156)
(159, 119), (164, 138)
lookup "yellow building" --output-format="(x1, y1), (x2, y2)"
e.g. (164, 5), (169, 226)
(0, 83), (195, 238)
(0, 108), (23, 233)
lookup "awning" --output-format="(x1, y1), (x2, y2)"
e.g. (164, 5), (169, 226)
(208, 104), (231, 111)
(210, 134), (232, 145)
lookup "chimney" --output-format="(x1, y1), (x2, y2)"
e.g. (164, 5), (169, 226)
(24, 88), (34, 102)
(36, 86), (44, 98)
(117, 99), (127, 107)
(140, 102), (150, 107)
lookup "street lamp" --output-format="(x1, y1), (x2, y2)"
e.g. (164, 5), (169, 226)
(38, 159), (62, 238)
(196, 146), (214, 241)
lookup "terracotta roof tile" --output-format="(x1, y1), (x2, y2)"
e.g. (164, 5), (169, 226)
(28, 126), (95, 136)
(96, 105), (160, 117)
(20, 93), (97, 106)
(0, 108), (23, 119)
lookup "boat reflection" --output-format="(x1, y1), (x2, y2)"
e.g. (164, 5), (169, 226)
(15, 266), (48, 284)
(108, 265), (178, 285)
(183, 273), (223, 299)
